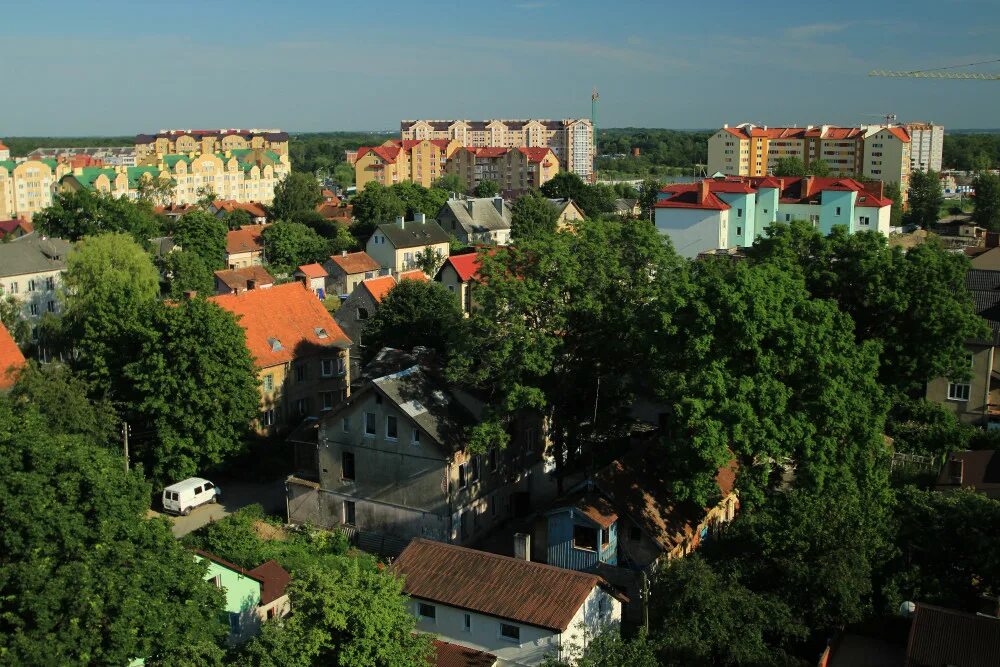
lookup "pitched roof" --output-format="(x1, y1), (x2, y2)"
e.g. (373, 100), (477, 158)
(905, 603), (1000, 667)
(438, 198), (512, 235)
(517, 147), (553, 163)
(357, 145), (402, 164)
(0, 321), (26, 391)
(213, 265), (274, 292)
(432, 640), (497, 667)
(0, 219), (32, 235)
(361, 275), (398, 304)
(0, 235), (72, 279)
(393, 539), (605, 632)
(247, 560), (291, 605)
(936, 450), (1000, 492)
(213, 200), (267, 218)
(296, 263), (328, 279)
(377, 219), (451, 249)
(225, 224), (267, 255)
(654, 189), (730, 211)
(330, 251), (381, 275)
(398, 269), (429, 283)
(441, 253), (483, 283)
(209, 282), (350, 368)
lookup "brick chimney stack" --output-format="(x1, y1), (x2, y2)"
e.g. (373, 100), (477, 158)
(698, 179), (710, 204)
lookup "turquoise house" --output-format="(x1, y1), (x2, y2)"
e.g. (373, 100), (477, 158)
(195, 551), (291, 645)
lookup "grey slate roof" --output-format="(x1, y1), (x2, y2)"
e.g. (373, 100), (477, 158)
(0, 235), (72, 278)
(965, 269), (1000, 344)
(437, 198), (511, 236)
(377, 219), (450, 249)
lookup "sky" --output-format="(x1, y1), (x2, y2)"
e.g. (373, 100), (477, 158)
(3, 0), (1000, 135)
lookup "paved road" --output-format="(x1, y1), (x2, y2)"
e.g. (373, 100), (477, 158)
(151, 478), (285, 538)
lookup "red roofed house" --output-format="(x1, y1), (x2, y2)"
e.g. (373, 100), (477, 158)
(210, 200), (268, 225)
(436, 251), (487, 315)
(293, 263), (328, 298)
(209, 282), (351, 434)
(655, 175), (893, 258)
(213, 265), (275, 296)
(225, 224), (268, 269)
(394, 539), (623, 666)
(0, 320), (26, 391)
(323, 250), (382, 296)
(0, 219), (34, 240)
(354, 139), (461, 190)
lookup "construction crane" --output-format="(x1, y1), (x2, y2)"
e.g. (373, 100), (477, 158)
(869, 57), (1000, 80)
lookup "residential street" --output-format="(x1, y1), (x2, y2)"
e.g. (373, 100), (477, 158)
(150, 478), (286, 538)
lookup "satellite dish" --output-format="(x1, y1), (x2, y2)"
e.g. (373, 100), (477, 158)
(899, 601), (917, 618)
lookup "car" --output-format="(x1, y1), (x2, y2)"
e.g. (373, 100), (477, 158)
(162, 477), (221, 516)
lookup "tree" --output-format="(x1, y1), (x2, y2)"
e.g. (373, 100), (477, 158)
(432, 173), (466, 193)
(163, 250), (215, 299)
(135, 175), (175, 207)
(0, 399), (227, 665)
(414, 247), (444, 276)
(363, 280), (465, 362)
(172, 210), (227, 271)
(232, 563), (433, 667)
(772, 157), (806, 177)
(907, 169), (944, 228)
(351, 182), (406, 238)
(885, 397), (969, 461)
(224, 208), (253, 230)
(332, 162), (355, 189)
(61, 233), (160, 395)
(511, 191), (560, 240)
(261, 221), (331, 274)
(124, 297), (259, 483)
(884, 181), (904, 227)
(806, 159), (831, 177)
(474, 179), (500, 198)
(540, 172), (614, 217)
(0, 295), (29, 345)
(270, 172), (323, 220)
(33, 190), (162, 243)
(8, 361), (118, 446)
(541, 628), (659, 667)
(972, 171), (1000, 232)
(638, 177), (663, 220)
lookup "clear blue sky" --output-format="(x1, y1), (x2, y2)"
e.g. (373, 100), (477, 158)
(3, 0), (999, 135)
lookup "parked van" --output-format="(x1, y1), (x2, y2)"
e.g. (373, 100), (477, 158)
(162, 477), (221, 515)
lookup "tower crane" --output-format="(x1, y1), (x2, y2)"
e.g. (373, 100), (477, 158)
(869, 57), (1000, 80)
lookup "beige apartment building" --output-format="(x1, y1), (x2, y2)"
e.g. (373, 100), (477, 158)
(446, 146), (559, 194)
(0, 158), (73, 220)
(401, 118), (594, 179)
(354, 139), (461, 190)
(906, 122), (944, 173)
(135, 129), (289, 164)
(708, 123), (911, 196)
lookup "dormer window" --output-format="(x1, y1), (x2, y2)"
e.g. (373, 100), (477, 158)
(315, 327), (328, 339)
(268, 337), (282, 351)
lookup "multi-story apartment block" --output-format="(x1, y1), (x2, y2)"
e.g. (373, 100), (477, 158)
(0, 158), (72, 220)
(401, 119), (594, 179)
(905, 122), (944, 173)
(708, 123), (911, 197)
(134, 129), (289, 164)
(0, 140), (10, 161)
(354, 139), (460, 190)
(28, 146), (137, 167)
(446, 146), (559, 195)
(58, 149), (290, 207)
(654, 176), (893, 258)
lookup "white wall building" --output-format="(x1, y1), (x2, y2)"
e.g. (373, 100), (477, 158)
(906, 122), (944, 173)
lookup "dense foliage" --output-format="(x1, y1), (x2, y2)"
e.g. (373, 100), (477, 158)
(33, 190), (163, 244)
(594, 129), (710, 178)
(363, 279), (466, 363)
(972, 171), (1000, 231)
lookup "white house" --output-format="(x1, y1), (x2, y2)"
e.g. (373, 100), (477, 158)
(393, 539), (623, 666)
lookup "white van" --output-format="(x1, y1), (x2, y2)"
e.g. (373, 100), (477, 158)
(162, 477), (221, 515)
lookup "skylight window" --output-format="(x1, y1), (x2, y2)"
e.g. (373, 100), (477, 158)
(315, 327), (328, 339)
(268, 337), (283, 351)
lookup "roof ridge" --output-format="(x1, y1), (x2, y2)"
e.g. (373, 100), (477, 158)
(405, 538), (601, 581)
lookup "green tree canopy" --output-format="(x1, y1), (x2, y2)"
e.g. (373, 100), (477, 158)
(0, 399), (227, 665)
(33, 190), (163, 243)
(261, 221), (332, 274)
(124, 297), (259, 483)
(972, 171), (1000, 232)
(638, 177), (664, 220)
(907, 169), (944, 228)
(350, 182), (406, 238)
(540, 171), (614, 217)
(806, 159), (831, 177)
(772, 157), (806, 177)
(172, 210), (228, 271)
(0, 295), (29, 345)
(224, 208), (253, 230)
(884, 181), (904, 227)
(270, 172), (323, 220)
(363, 279), (465, 362)
(511, 191), (560, 240)
(432, 173), (466, 193)
(474, 179), (500, 197)
(162, 249), (216, 300)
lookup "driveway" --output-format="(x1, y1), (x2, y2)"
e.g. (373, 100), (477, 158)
(151, 478), (286, 538)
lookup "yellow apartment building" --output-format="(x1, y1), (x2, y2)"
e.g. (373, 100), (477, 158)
(446, 146), (560, 194)
(0, 158), (72, 220)
(354, 139), (460, 190)
(135, 129), (289, 164)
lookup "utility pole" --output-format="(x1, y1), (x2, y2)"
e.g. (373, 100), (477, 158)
(641, 571), (650, 634)
(122, 422), (131, 472)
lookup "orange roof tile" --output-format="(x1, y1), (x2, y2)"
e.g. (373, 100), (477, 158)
(225, 224), (267, 255)
(247, 559), (291, 605)
(358, 145), (402, 164)
(432, 640), (497, 667)
(517, 147), (553, 163)
(443, 253), (483, 283)
(397, 269), (428, 283)
(329, 251), (381, 275)
(361, 275), (397, 303)
(0, 321), (26, 390)
(213, 265), (275, 291)
(296, 263), (328, 279)
(208, 282), (350, 368)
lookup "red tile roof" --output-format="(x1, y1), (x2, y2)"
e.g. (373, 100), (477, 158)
(213, 265), (275, 292)
(466, 147), (509, 159)
(209, 282), (350, 368)
(0, 219), (32, 235)
(357, 145), (402, 164)
(393, 539), (607, 632)
(0, 321), (26, 390)
(225, 224), (267, 255)
(361, 275), (398, 304)
(517, 147), (553, 163)
(247, 560), (291, 605)
(432, 640), (497, 667)
(886, 126), (911, 142)
(296, 263), (328, 279)
(397, 269), (428, 283)
(654, 189), (730, 211)
(330, 251), (381, 275)
(0, 141), (7, 150)
(213, 200), (267, 219)
(443, 253), (483, 283)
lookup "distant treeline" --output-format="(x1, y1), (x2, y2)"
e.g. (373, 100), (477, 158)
(287, 131), (392, 178)
(595, 128), (712, 177)
(942, 133), (1000, 171)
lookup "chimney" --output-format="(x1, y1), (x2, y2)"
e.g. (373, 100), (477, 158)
(801, 175), (814, 197)
(493, 196), (504, 214)
(467, 199), (474, 215)
(698, 178), (710, 204)
(415, 212), (426, 224)
(513, 533), (531, 561)
(396, 215), (405, 228)
(183, 290), (197, 300)
(247, 279), (256, 291)
(948, 458), (964, 485)
(341, 250), (348, 256)
(723, 123), (729, 129)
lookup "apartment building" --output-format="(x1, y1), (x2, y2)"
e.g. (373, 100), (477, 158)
(446, 146), (559, 195)
(708, 123), (911, 193)
(58, 149), (290, 207)
(28, 146), (136, 167)
(0, 140), (11, 161)
(0, 235), (72, 320)
(0, 158), (72, 220)
(401, 119), (594, 179)
(906, 122), (944, 172)
(135, 129), (289, 164)
(354, 139), (461, 190)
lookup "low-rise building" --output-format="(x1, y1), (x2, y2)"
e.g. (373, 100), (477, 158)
(210, 200), (268, 225)
(548, 199), (586, 229)
(436, 196), (512, 245)
(27, 146), (137, 167)
(0, 219), (34, 239)
(194, 550), (290, 645)
(0, 235), (72, 320)
(393, 539), (622, 666)
(935, 450), (1000, 499)
(213, 265), (275, 296)
(365, 215), (450, 274)
(436, 252), (484, 315)
(209, 283), (351, 435)
(225, 224), (268, 269)
(294, 263), (328, 299)
(324, 251), (382, 297)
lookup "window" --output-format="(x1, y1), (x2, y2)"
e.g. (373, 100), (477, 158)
(46, 277), (54, 290)
(321, 391), (336, 411)
(629, 526), (642, 542)
(411, 428), (421, 446)
(573, 524), (597, 551)
(386, 415), (398, 440)
(8, 282), (17, 294)
(736, 208), (742, 217)
(261, 408), (275, 427)
(859, 216), (870, 226)
(46, 301), (55, 313)
(357, 307), (369, 321)
(417, 603), (436, 621)
(266, 608), (276, 620)
(342, 452), (355, 480)
(295, 364), (306, 382)
(488, 447), (497, 472)
(211, 575), (222, 588)
(343, 417), (350, 432)
(736, 226), (742, 236)
(228, 612), (241, 634)
(835, 206), (841, 215)
(296, 398), (309, 416)
(364, 412), (376, 436)
(343, 500), (356, 525)
(458, 463), (467, 489)
(29, 303), (38, 316)
(463, 613), (472, 631)
(470, 455), (481, 483)
(27, 279), (35, 291)
(948, 382), (971, 401)
(338, 356), (346, 375)
(601, 527), (611, 548)
(321, 359), (335, 377)
(500, 623), (520, 642)
(785, 214), (791, 222)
